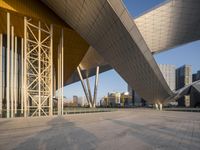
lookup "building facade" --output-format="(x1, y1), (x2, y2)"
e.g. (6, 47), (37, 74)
(158, 64), (176, 90)
(176, 65), (192, 90)
(101, 92), (132, 107)
(128, 85), (142, 106)
(193, 70), (200, 82)
(176, 65), (192, 107)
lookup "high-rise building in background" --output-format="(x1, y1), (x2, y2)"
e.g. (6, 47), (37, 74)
(192, 70), (200, 82)
(158, 64), (176, 90)
(128, 85), (142, 106)
(176, 65), (192, 107)
(73, 96), (78, 105)
(197, 71), (200, 80)
(176, 65), (192, 89)
(101, 92), (132, 107)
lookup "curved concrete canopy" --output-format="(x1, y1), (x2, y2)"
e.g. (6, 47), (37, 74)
(42, 0), (173, 103)
(135, 0), (200, 54)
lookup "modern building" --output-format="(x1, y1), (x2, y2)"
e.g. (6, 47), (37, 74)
(176, 65), (192, 90)
(121, 92), (133, 107)
(128, 85), (142, 106)
(176, 65), (192, 107)
(0, 0), (200, 117)
(101, 92), (132, 107)
(73, 96), (78, 104)
(193, 74), (197, 82)
(193, 70), (200, 82)
(158, 64), (176, 90)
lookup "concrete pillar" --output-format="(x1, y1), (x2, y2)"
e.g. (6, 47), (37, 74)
(0, 34), (2, 117)
(155, 103), (159, 110)
(159, 104), (163, 111)
(6, 12), (10, 118)
(93, 66), (99, 108)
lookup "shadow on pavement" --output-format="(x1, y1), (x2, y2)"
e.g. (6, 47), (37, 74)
(13, 116), (97, 150)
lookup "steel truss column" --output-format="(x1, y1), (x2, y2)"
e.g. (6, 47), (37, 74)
(6, 12), (10, 118)
(24, 18), (53, 117)
(0, 34), (2, 117)
(77, 66), (100, 108)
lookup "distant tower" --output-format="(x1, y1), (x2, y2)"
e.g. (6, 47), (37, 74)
(127, 85), (142, 106)
(176, 65), (192, 107)
(158, 64), (176, 90)
(176, 65), (192, 90)
(192, 70), (200, 82)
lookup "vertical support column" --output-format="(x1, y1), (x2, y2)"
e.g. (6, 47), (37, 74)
(57, 37), (61, 115)
(77, 66), (100, 108)
(11, 26), (14, 118)
(38, 21), (41, 117)
(0, 34), (2, 117)
(6, 12), (10, 118)
(21, 38), (24, 114)
(86, 77), (93, 107)
(14, 36), (17, 115)
(57, 29), (64, 116)
(93, 66), (99, 108)
(24, 17), (27, 117)
(61, 29), (64, 115)
(155, 103), (159, 110)
(53, 68), (56, 97)
(159, 103), (163, 111)
(77, 66), (90, 106)
(50, 25), (53, 116)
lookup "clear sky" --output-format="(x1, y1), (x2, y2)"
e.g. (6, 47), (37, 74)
(64, 0), (200, 102)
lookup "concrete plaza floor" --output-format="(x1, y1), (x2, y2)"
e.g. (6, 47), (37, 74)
(0, 109), (200, 150)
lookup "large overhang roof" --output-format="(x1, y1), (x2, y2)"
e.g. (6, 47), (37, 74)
(135, 0), (200, 54)
(69, 0), (200, 87)
(41, 0), (173, 103)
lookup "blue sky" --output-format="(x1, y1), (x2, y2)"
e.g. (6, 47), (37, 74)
(64, 0), (200, 101)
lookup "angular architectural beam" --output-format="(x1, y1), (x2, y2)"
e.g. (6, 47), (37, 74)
(135, 0), (200, 54)
(77, 66), (100, 108)
(42, 0), (173, 103)
(77, 66), (91, 107)
(93, 66), (99, 108)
